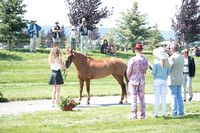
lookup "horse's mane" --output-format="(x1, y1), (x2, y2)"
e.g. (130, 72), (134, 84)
(74, 52), (103, 63)
(74, 52), (92, 59)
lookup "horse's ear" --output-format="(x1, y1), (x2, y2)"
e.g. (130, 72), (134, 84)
(66, 48), (69, 52)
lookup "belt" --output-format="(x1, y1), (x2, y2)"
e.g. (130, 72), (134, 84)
(183, 72), (189, 74)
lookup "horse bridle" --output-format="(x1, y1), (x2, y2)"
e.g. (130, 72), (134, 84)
(65, 52), (75, 68)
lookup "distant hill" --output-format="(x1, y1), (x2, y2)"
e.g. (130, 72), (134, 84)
(41, 25), (175, 40)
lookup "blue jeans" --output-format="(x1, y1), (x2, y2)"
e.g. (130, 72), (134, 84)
(70, 38), (76, 51)
(81, 35), (88, 54)
(169, 85), (184, 116)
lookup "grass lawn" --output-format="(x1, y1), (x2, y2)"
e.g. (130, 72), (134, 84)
(0, 49), (200, 101)
(0, 102), (200, 132)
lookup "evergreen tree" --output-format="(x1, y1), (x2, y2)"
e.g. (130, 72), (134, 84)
(38, 29), (46, 48)
(115, 1), (151, 48)
(103, 28), (121, 49)
(171, 0), (200, 46)
(103, 28), (117, 43)
(0, 0), (28, 50)
(146, 24), (164, 50)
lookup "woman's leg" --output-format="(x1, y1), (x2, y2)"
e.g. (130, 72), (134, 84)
(52, 85), (56, 104)
(187, 75), (193, 100)
(153, 80), (160, 116)
(161, 80), (167, 116)
(55, 85), (61, 103)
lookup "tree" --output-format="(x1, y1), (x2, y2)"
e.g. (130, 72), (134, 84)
(145, 24), (164, 50)
(38, 29), (46, 48)
(59, 25), (67, 48)
(103, 28), (122, 49)
(64, 0), (113, 28)
(45, 29), (53, 48)
(115, 1), (151, 48)
(0, 0), (28, 50)
(171, 0), (200, 46)
(60, 25), (66, 42)
(89, 28), (100, 41)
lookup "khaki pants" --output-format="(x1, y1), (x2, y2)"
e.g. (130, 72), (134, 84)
(30, 35), (38, 52)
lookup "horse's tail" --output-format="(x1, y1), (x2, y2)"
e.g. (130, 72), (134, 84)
(124, 69), (129, 97)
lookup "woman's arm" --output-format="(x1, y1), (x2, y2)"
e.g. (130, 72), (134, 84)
(57, 58), (66, 70)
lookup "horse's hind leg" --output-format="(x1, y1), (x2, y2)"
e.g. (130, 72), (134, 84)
(79, 78), (84, 104)
(85, 79), (90, 105)
(112, 74), (126, 104)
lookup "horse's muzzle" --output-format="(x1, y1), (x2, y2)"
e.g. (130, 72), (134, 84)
(65, 60), (71, 68)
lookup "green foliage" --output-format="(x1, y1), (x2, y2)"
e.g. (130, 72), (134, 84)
(0, 88), (3, 99)
(102, 28), (122, 49)
(145, 24), (164, 50)
(115, 1), (151, 48)
(57, 95), (78, 110)
(0, 87), (8, 102)
(0, 102), (200, 132)
(38, 29), (46, 48)
(0, 0), (28, 50)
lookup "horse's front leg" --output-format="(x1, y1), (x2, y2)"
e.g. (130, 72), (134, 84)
(85, 79), (90, 105)
(79, 78), (84, 104)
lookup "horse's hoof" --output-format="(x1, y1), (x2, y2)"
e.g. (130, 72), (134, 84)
(78, 102), (81, 105)
(125, 100), (128, 103)
(119, 101), (123, 104)
(87, 102), (90, 105)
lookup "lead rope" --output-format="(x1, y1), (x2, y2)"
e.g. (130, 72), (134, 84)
(62, 69), (68, 80)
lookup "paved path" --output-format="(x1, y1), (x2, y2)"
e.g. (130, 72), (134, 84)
(0, 93), (200, 116)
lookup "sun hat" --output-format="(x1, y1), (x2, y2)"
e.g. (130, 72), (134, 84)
(133, 44), (144, 49)
(153, 47), (169, 59)
(71, 26), (75, 30)
(31, 19), (37, 22)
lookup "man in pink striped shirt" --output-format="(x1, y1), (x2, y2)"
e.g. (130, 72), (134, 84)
(127, 44), (148, 119)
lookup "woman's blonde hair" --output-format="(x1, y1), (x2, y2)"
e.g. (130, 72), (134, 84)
(160, 59), (168, 68)
(181, 49), (189, 55)
(49, 47), (63, 64)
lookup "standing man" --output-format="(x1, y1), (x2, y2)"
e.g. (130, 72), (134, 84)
(52, 21), (62, 47)
(79, 18), (90, 55)
(168, 43), (185, 116)
(181, 49), (195, 102)
(28, 19), (41, 52)
(127, 44), (148, 119)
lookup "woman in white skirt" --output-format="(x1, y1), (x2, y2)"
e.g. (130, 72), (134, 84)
(151, 47), (170, 118)
(48, 47), (66, 107)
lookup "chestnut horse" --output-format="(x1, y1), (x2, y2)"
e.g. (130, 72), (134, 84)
(65, 49), (128, 104)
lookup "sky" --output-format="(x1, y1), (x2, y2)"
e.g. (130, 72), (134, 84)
(23, 0), (182, 31)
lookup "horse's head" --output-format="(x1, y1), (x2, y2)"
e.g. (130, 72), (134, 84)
(65, 48), (75, 68)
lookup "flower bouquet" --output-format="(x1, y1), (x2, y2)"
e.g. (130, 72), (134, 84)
(57, 96), (78, 111)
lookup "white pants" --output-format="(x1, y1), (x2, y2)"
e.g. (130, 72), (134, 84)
(30, 35), (38, 52)
(153, 79), (167, 116)
(182, 74), (193, 100)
